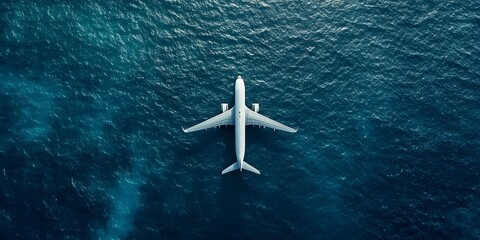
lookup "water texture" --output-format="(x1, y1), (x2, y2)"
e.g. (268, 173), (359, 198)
(0, 1), (479, 239)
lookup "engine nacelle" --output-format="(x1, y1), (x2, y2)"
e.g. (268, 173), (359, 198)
(221, 103), (229, 112)
(252, 103), (259, 113)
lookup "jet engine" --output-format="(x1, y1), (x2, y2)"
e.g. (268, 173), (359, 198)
(252, 103), (259, 113)
(221, 103), (228, 112)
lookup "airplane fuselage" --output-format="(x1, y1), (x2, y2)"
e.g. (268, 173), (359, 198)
(183, 75), (297, 175)
(234, 77), (246, 171)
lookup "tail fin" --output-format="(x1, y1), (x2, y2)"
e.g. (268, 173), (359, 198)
(221, 161), (261, 175)
(222, 162), (239, 174)
(242, 161), (260, 174)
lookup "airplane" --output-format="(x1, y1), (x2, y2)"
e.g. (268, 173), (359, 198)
(182, 76), (297, 175)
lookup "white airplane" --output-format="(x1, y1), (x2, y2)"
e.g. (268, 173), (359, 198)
(183, 76), (297, 175)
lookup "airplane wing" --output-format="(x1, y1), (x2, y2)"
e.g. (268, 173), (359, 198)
(245, 107), (297, 133)
(183, 108), (234, 133)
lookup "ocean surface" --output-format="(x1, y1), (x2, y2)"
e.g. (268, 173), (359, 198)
(0, 0), (479, 239)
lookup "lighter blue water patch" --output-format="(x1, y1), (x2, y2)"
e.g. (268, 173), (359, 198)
(0, 73), (61, 143)
(96, 166), (145, 240)
(95, 134), (149, 240)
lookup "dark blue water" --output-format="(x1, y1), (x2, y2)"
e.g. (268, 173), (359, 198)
(1, 1), (479, 239)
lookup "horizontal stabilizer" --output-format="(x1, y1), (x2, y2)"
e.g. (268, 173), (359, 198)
(242, 161), (260, 175)
(222, 162), (239, 174)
